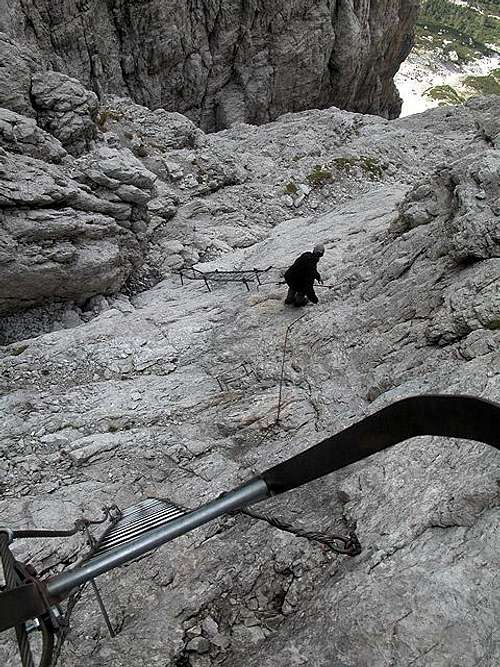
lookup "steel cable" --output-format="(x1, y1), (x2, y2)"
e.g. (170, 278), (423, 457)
(239, 508), (361, 556)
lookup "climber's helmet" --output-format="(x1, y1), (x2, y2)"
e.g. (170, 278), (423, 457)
(312, 243), (325, 257)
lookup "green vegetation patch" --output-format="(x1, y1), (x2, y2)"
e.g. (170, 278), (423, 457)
(96, 109), (124, 129)
(332, 157), (357, 171)
(284, 181), (298, 194)
(486, 318), (500, 330)
(359, 156), (386, 178)
(424, 84), (467, 105)
(464, 68), (500, 95)
(306, 164), (334, 186)
(416, 0), (500, 63)
(332, 155), (387, 179)
(291, 156), (387, 189)
(425, 69), (500, 106)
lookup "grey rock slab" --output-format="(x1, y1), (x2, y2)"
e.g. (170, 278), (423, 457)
(0, 32), (44, 116)
(97, 97), (202, 151)
(90, 146), (157, 190)
(0, 99), (499, 667)
(0, 208), (142, 313)
(237, 512), (499, 667)
(64, 432), (126, 464)
(0, 107), (66, 163)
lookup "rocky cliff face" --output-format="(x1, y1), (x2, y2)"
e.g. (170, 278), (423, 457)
(0, 0), (418, 130)
(0, 69), (161, 316)
(0, 75), (499, 667)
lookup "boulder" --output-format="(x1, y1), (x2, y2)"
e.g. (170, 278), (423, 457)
(0, 107), (66, 163)
(31, 70), (99, 156)
(0, 144), (157, 314)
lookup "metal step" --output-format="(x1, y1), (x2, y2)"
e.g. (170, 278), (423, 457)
(85, 497), (188, 561)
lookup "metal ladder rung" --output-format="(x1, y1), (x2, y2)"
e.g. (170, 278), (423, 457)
(85, 498), (188, 561)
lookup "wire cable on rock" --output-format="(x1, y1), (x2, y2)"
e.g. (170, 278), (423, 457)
(239, 507), (361, 556)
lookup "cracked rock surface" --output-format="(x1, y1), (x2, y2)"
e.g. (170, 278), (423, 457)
(0, 143), (157, 316)
(1, 1), (418, 129)
(0, 82), (499, 667)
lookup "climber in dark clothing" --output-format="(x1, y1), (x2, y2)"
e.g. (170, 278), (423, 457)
(284, 243), (325, 307)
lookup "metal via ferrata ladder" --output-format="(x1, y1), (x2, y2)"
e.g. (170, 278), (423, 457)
(176, 266), (273, 292)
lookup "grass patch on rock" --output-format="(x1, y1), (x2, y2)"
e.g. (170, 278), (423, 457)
(464, 68), (500, 95)
(359, 156), (386, 178)
(306, 165), (333, 186)
(425, 69), (500, 107)
(332, 155), (387, 179)
(284, 181), (298, 194)
(424, 84), (467, 105)
(96, 108), (124, 129)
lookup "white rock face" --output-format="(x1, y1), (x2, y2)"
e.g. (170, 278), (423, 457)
(0, 88), (499, 667)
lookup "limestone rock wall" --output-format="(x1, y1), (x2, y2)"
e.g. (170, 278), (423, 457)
(0, 94), (498, 662)
(1, 86), (499, 321)
(0, 4), (498, 662)
(0, 0), (419, 130)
